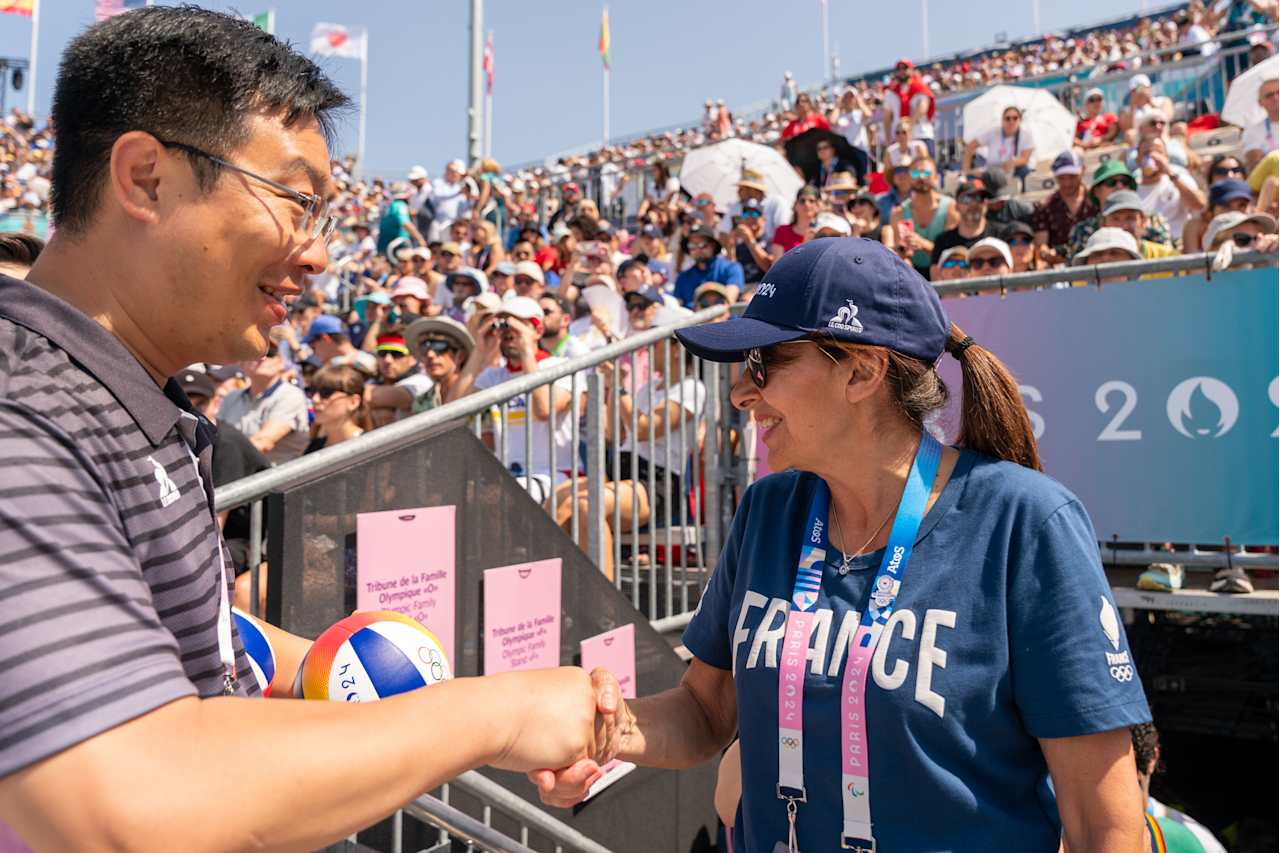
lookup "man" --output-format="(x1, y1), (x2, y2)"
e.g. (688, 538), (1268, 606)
(1132, 724), (1228, 853)
(1120, 73), (1174, 137)
(1032, 150), (1098, 265)
(1072, 228), (1143, 284)
(1241, 75), (1278, 172)
(730, 197), (773, 286)
(1076, 87), (1120, 149)
(674, 226), (744, 307)
(929, 180), (992, 278)
(304, 314), (377, 376)
(888, 155), (957, 279)
(1100, 191), (1180, 262)
(721, 170), (787, 243)
(538, 292), (592, 358)
(965, 237), (1012, 279)
(885, 59), (936, 158)
(1202, 210), (1280, 254)
(368, 328), (433, 426)
(0, 11), (612, 852)
(375, 187), (425, 255)
(431, 240), (466, 309)
(404, 316), (474, 412)
(978, 167), (1035, 229)
(512, 260), (547, 300)
(876, 164), (913, 224)
(429, 159), (472, 242)
(1134, 137), (1206, 245)
(217, 340), (310, 463)
(406, 164), (434, 236)
(1067, 161), (1173, 261)
(1124, 109), (1191, 173)
(449, 297), (578, 503)
(934, 245), (970, 282)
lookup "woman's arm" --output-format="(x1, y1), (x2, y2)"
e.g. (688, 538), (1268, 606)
(1041, 729), (1145, 853)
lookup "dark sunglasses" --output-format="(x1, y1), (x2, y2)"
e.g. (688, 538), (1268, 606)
(625, 299), (652, 312)
(695, 295), (728, 308)
(745, 347), (769, 387)
(1230, 232), (1258, 247)
(419, 339), (457, 355)
(968, 256), (1007, 270)
(1007, 236), (1032, 246)
(311, 387), (346, 400)
(1098, 177), (1132, 189)
(1211, 164), (1245, 177)
(941, 258), (968, 269)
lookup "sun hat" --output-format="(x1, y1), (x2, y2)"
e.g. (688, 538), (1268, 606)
(1202, 211), (1278, 250)
(1072, 227), (1141, 263)
(390, 277), (430, 302)
(1100, 189), (1145, 217)
(673, 238), (949, 363)
(405, 316), (475, 356)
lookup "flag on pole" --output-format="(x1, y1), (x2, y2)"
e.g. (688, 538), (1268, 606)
(483, 31), (494, 95)
(247, 10), (275, 35)
(310, 22), (365, 60)
(95, 0), (148, 21)
(598, 6), (610, 70)
(0, 1), (33, 17)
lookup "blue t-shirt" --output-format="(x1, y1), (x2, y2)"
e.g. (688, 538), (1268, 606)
(683, 450), (1151, 853)
(673, 256), (745, 307)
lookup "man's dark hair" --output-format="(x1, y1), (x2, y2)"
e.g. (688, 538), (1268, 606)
(538, 293), (572, 316)
(616, 257), (649, 280)
(1130, 722), (1161, 777)
(51, 5), (350, 233)
(0, 231), (44, 267)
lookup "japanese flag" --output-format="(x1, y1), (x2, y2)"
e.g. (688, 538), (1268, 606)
(310, 22), (365, 59)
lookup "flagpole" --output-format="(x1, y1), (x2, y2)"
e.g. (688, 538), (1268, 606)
(483, 30), (493, 159)
(602, 65), (609, 148)
(26, 0), (38, 117)
(356, 29), (368, 175)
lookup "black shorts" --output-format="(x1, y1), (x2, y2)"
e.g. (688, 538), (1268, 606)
(616, 451), (686, 527)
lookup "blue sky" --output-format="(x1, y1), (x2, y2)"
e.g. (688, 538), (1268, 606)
(0, 0), (1157, 178)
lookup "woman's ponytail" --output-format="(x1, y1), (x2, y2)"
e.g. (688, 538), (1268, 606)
(944, 323), (1041, 471)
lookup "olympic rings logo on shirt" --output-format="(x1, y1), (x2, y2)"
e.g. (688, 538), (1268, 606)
(1110, 664), (1134, 682)
(780, 736), (800, 749)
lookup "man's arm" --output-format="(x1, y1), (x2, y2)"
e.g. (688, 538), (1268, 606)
(249, 420), (295, 454)
(1041, 729), (1146, 853)
(1, 667), (608, 853)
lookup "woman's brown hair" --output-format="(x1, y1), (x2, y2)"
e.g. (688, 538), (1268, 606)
(806, 323), (1041, 471)
(309, 365), (374, 438)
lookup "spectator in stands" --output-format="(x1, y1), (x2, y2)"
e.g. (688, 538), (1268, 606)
(489, 259), (515, 298)
(389, 276), (430, 323)
(963, 106), (1035, 189)
(304, 365), (372, 455)
(935, 245), (970, 281)
(781, 92), (830, 140)
(846, 192), (883, 241)
(930, 180), (993, 277)
(1067, 160), (1173, 260)
(814, 137), (858, 189)
(877, 164), (914, 225)
(821, 171), (858, 215)
(1134, 137), (1206, 245)
(375, 187), (425, 255)
(1073, 228), (1142, 283)
(829, 86), (873, 179)
(450, 297), (578, 502)
(444, 268), (489, 322)
(1002, 222), (1040, 272)
(882, 119), (929, 173)
(634, 224), (674, 286)
(0, 231), (42, 277)
(367, 329), (433, 426)
(1202, 210), (1279, 254)
(888, 155), (956, 280)
(674, 226), (744, 307)
(1032, 150), (1097, 265)
(1174, 8), (1220, 57)
(978, 168), (1035, 229)
(511, 261), (547, 301)
(305, 314), (378, 376)
(772, 186), (819, 256)
(404, 316), (474, 412)
(218, 340), (310, 464)
(693, 281), (732, 311)
(537, 293), (590, 358)
(1181, 174), (1252, 256)
(1099, 191), (1180, 263)
(429, 159), (473, 242)
(1125, 108), (1191, 172)
(812, 212), (852, 239)
(729, 199), (773, 286)
(406, 165), (433, 236)
(886, 59), (937, 158)
(1076, 87), (1120, 149)
(1241, 75), (1278, 171)
(725, 171), (788, 244)
(965, 237), (1012, 278)
(468, 219), (505, 277)
(1119, 74), (1174, 138)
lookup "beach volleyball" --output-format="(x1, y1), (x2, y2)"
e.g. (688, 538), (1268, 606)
(294, 610), (451, 701)
(232, 607), (277, 697)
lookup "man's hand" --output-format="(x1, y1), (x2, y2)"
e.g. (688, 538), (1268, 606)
(487, 668), (624, 776)
(511, 317), (540, 367)
(525, 668), (633, 808)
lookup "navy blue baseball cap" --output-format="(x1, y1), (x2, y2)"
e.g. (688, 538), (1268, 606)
(674, 238), (950, 363)
(1208, 178), (1253, 208)
(302, 313), (346, 344)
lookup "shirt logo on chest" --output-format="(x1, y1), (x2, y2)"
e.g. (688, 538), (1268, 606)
(147, 456), (181, 508)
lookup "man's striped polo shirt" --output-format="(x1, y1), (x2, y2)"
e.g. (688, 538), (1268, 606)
(0, 276), (261, 779)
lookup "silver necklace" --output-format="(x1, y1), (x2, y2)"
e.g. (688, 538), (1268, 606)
(830, 503), (895, 573)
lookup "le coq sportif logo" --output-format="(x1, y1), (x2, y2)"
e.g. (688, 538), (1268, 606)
(828, 300), (864, 334)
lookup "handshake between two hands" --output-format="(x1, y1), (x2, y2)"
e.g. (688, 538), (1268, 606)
(489, 667), (634, 809)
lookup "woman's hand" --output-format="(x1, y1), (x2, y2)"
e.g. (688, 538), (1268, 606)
(526, 668), (634, 807)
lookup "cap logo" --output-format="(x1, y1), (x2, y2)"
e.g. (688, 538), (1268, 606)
(828, 300), (863, 334)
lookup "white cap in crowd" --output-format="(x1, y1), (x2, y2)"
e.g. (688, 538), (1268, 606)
(1129, 73), (1152, 91)
(407, 165), (427, 181)
(967, 237), (1014, 269)
(1073, 227), (1141, 263)
(498, 296), (545, 322)
(513, 261), (545, 283)
(813, 212), (852, 237)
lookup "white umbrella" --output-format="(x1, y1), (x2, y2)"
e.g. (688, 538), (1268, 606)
(678, 139), (803, 211)
(962, 85), (1077, 168)
(1221, 57), (1279, 129)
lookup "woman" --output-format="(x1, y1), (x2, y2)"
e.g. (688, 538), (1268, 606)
(533, 239), (1151, 852)
(1180, 154), (1249, 255)
(882, 119), (928, 174)
(637, 161), (681, 221)
(1003, 221), (1041, 272)
(305, 365), (372, 454)
(468, 219), (505, 277)
(770, 186), (819, 257)
(829, 86), (873, 177)
(781, 92), (830, 141)
(963, 106), (1035, 189)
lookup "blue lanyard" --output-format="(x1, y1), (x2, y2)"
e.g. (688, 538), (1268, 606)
(776, 431), (942, 851)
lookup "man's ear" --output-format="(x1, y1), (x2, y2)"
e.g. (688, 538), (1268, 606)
(107, 131), (172, 226)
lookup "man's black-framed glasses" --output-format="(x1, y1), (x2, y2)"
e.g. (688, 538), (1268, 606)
(157, 138), (337, 244)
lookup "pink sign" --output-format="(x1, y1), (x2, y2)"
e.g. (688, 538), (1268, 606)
(580, 623), (636, 699)
(483, 558), (562, 674)
(357, 506), (457, 669)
